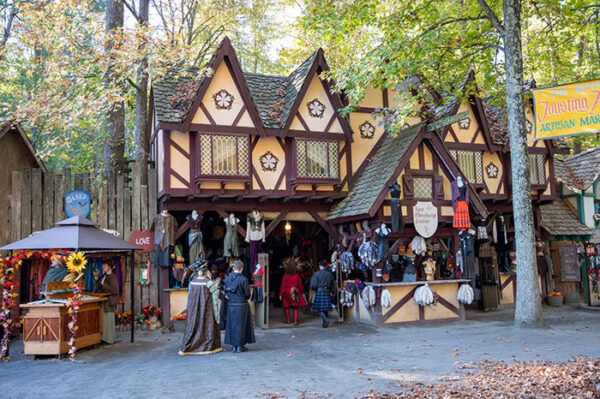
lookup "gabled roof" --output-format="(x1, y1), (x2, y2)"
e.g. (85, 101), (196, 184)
(0, 120), (47, 172)
(555, 146), (600, 190)
(327, 124), (424, 221)
(540, 200), (593, 237)
(327, 123), (488, 222)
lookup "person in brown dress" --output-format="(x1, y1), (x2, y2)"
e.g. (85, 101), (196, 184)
(279, 259), (307, 325)
(179, 266), (223, 355)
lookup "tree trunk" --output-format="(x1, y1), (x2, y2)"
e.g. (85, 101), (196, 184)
(134, 0), (150, 184)
(503, 0), (543, 327)
(103, 0), (125, 175)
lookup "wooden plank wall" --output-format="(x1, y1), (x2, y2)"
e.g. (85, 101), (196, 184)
(3, 164), (160, 316)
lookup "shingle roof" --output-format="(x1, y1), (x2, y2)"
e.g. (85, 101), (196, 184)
(327, 124), (423, 220)
(554, 157), (586, 190)
(540, 200), (593, 237)
(243, 51), (317, 129)
(560, 146), (600, 190)
(152, 49), (319, 129)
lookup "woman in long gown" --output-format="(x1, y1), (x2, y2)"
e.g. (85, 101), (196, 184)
(179, 267), (223, 355)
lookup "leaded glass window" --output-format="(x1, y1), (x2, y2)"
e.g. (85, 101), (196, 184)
(528, 154), (546, 185)
(450, 150), (483, 184)
(296, 139), (339, 179)
(198, 134), (250, 176)
(413, 177), (433, 199)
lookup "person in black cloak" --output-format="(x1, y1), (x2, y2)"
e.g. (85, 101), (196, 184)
(224, 260), (255, 352)
(178, 266), (223, 356)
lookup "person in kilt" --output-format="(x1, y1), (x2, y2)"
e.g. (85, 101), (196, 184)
(310, 261), (335, 328)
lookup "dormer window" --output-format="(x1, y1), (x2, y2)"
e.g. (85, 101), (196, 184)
(295, 139), (339, 180)
(450, 150), (483, 184)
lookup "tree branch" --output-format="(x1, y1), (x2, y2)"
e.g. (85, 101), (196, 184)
(123, 0), (140, 22)
(476, 0), (505, 38)
(126, 77), (140, 91)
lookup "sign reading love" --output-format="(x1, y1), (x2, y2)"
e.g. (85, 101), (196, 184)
(129, 230), (154, 252)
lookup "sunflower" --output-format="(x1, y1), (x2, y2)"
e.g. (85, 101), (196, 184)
(66, 252), (87, 275)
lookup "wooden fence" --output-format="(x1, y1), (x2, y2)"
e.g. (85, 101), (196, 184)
(3, 163), (160, 315)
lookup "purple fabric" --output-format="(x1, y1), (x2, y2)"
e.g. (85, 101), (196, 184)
(451, 179), (469, 209)
(250, 240), (262, 274)
(114, 257), (123, 296)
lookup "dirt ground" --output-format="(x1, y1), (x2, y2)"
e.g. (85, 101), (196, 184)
(1, 305), (599, 399)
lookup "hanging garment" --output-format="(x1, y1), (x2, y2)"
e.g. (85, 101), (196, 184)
(151, 213), (178, 250)
(251, 267), (264, 303)
(223, 217), (239, 258)
(411, 235), (427, 256)
(179, 276), (223, 355)
(381, 289), (392, 308)
(340, 252), (355, 273)
(451, 181), (470, 230)
(361, 285), (376, 307)
(493, 216), (510, 273)
(402, 257), (417, 282)
(477, 223), (488, 241)
(154, 245), (172, 268)
(377, 227), (391, 262)
(389, 181), (403, 233)
(358, 240), (378, 268)
(249, 240), (262, 275)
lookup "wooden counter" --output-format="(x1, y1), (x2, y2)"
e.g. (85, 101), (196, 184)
(20, 297), (104, 356)
(344, 279), (470, 327)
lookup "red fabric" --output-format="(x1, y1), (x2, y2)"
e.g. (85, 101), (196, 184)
(279, 274), (307, 308)
(453, 200), (470, 230)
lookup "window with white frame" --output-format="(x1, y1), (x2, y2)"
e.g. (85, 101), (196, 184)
(450, 150), (483, 184)
(528, 154), (546, 185)
(296, 139), (339, 179)
(199, 134), (249, 176)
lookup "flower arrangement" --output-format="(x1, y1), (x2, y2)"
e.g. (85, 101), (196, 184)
(115, 311), (132, 326)
(66, 252), (88, 274)
(548, 292), (565, 297)
(142, 305), (161, 319)
(65, 251), (87, 362)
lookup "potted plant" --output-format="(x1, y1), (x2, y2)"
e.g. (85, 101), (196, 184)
(547, 292), (564, 307)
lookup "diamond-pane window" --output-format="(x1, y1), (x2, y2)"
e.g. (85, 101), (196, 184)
(528, 154), (546, 185)
(198, 133), (249, 177)
(450, 150), (483, 184)
(413, 177), (433, 199)
(296, 139), (339, 179)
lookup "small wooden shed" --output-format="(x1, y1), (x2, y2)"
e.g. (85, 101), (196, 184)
(0, 121), (46, 249)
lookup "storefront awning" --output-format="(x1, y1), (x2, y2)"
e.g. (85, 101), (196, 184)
(540, 200), (594, 238)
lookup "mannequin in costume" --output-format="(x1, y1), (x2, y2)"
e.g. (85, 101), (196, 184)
(388, 180), (403, 233)
(224, 213), (240, 258)
(151, 210), (178, 268)
(251, 264), (264, 304)
(451, 176), (470, 230)
(245, 210), (265, 274)
(376, 223), (391, 262)
(179, 266), (223, 356)
(187, 210), (204, 263)
(422, 257), (436, 281)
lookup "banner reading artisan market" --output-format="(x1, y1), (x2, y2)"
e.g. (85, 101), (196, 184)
(531, 78), (600, 140)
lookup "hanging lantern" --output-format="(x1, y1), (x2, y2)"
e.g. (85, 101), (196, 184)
(285, 221), (292, 232)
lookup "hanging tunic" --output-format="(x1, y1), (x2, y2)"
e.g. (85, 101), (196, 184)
(224, 273), (256, 347)
(223, 218), (240, 258)
(187, 215), (205, 263)
(389, 182), (403, 233)
(377, 228), (391, 262)
(246, 213), (265, 274)
(452, 182), (470, 230)
(179, 276), (223, 355)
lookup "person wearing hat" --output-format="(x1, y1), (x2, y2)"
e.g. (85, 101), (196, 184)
(223, 260), (255, 352)
(310, 261), (336, 328)
(179, 266), (223, 355)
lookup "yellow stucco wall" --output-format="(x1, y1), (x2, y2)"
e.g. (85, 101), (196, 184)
(169, 130), (191, 188)
(191, 63), (253, 127)
(348, 112), (385, 173)
(482, 152), (503, 194)
(447, 103), (485, 144)
(358, 86), (385, 108)
(157, 130), (164, 191)
(525, 106), (542, 148)
(252, 137), (286, 190)
(295, 73), (342, 133)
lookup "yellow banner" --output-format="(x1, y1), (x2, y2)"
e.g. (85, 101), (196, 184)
(532, 78), (600, 140)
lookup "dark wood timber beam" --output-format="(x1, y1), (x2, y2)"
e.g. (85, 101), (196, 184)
(265, 211), (289, 238)
(175, 220), (191, 241)
(309, 211), (338, 241)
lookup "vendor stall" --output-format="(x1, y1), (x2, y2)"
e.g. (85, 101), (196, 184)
(0, 216), (140, 357)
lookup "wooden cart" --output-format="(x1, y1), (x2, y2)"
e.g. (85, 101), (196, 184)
(20, 296), (105, 357)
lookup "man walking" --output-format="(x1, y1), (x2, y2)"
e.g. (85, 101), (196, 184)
(223, 261), (255, 352)
(310, 261), (335, 328)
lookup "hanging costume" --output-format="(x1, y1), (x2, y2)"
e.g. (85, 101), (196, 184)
(224, 272), (256, 348)
(224, 215), (240, 258)
(179, 274), (222, 355)
(245, 211), (265, 274)
(187, 213), (205, 263)
(151, 212), (178, 268)
(376, 225), (391, 262)
(358, 240), (378, 268)
(251, 266), (264, 303)
(451, 178), (470, 230)
(493, 215), (510, 273)
(389, 181), (403, 233)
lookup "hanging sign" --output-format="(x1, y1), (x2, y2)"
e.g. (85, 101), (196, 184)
(129, 230), (154, 252)
(558, 244), (580, 282)
(64, 190), (91, 218)
(532, 78), (600, 140)
(413, 201), (438, 238)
